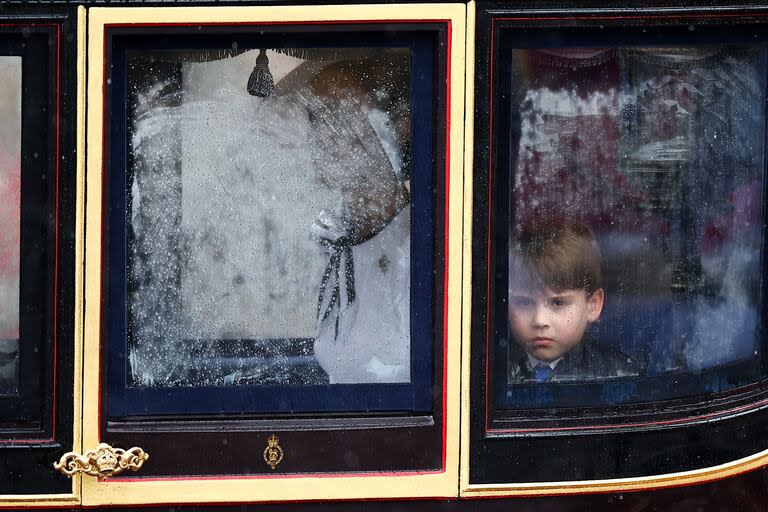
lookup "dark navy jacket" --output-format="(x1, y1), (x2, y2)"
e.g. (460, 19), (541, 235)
(507, 336), (641, 383)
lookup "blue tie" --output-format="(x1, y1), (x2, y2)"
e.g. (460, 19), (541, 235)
(533, 364), (554, 382)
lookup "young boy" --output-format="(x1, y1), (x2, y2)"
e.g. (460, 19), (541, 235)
(507, 216), (638, 383)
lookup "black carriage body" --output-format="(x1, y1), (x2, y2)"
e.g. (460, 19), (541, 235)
(0, 2), (78, 497)
(0, 1), (766, 511)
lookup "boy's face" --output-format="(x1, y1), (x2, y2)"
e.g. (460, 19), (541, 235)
(508, 286), (604, 362)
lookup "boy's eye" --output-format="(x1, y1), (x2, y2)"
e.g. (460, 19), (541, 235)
(547, 298), (568, 308)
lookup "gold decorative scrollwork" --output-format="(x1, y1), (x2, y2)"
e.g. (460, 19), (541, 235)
(263, 434), (284, 469)
(53, 443), (149, 478)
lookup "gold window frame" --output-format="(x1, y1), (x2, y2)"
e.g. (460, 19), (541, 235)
(82, 3), (466, 506)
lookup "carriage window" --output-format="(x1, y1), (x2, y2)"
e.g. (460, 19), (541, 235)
(126, 48), (412, 388)
(495, 45), (766, 409)
(107, 41), (435, 416)
(0, 56), (21, 396)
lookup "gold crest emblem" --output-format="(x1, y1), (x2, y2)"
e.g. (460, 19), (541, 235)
(263, 434), (284, 470)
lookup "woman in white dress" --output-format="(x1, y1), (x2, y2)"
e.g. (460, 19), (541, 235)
(304, 56), (413, 384)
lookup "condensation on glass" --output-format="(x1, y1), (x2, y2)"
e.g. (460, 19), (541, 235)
(125, 48), (412, 388)
(504, 47), (765, 391)
(0, 56), (20, 396)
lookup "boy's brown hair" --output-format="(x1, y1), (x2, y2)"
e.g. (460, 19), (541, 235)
(509, 216), (602, 294)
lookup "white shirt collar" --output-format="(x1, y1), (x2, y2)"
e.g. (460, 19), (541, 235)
(527, 353), (562, 370)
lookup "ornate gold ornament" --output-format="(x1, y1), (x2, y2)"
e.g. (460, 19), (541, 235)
(53, 443), (149, 478)
(263, 434), (284, 469)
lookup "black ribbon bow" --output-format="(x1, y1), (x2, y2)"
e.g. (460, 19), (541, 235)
(316, 236), (356, 341)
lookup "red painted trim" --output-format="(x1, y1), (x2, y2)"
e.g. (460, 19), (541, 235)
(482, 12), (768, 434)
(95, 17), (453, 482)
(0, 437), (55, 446)
(0, 505), (76, 511)
(80, 494), (452, 509)
(104, 20), (445, 29)
(51, 21), (61, 442)
(440, 19), (452, 473)
(483, 18), (496, 434)
(114, 467), (444, 483)
(489, 397), (768, 434)
(494, 13), (768, 22)
(97, 28), (108, 442)
(0, 22), (62, 445)
(0, 24), (59, 27)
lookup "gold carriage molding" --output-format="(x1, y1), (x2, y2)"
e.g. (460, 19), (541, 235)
(54, 443), (149, 479)
(75, 2), (466, 506)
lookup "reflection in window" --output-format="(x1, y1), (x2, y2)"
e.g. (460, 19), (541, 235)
(505, 47), (764, 390)
(0, 56), (20, 395)
(125, 49), (412, 387)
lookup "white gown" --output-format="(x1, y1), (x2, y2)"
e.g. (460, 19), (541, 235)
(313, 207), (410, 384)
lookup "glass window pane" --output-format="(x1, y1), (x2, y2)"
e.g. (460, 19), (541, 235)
(0, 56), (20, 396)
(499, 45), (765, 406)
(125, 48), (413, 389)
